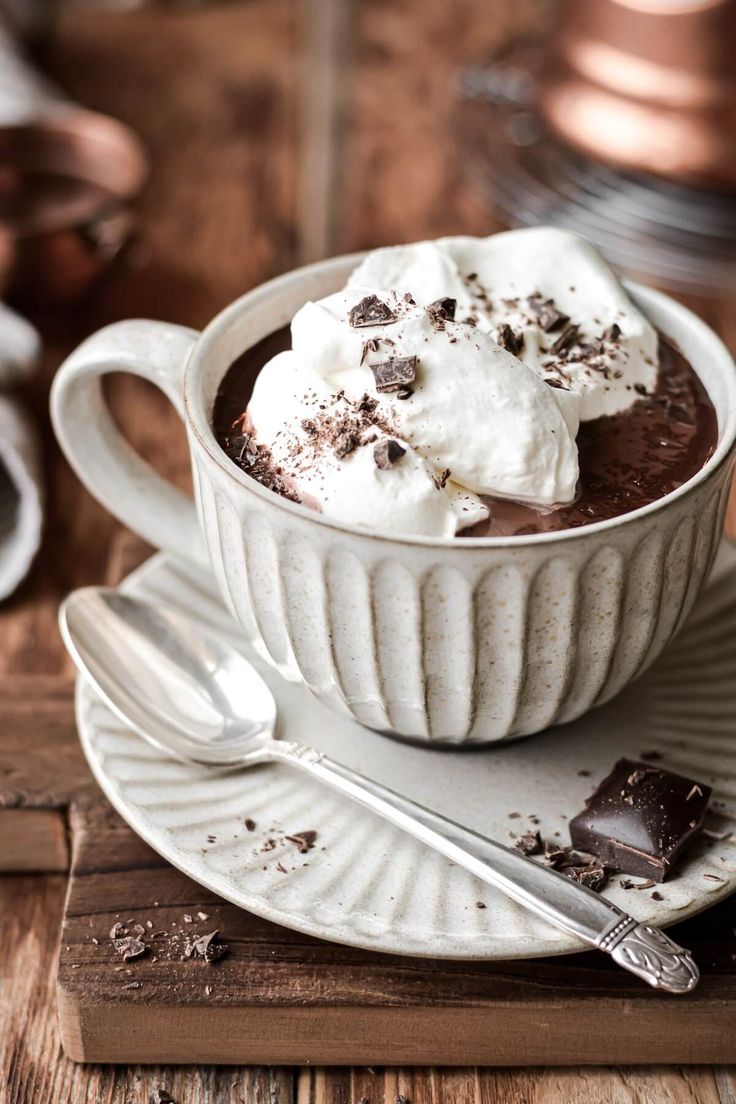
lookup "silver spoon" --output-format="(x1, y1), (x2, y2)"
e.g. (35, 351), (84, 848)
(59, 586), (699, 994)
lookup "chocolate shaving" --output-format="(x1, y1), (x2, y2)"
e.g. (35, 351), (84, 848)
(514, 830), (543, 856)
(245, 818), (256, 831)
(361, 337), (381, 364)
(113, 936), (147, 961)
(562, 861), (608, 891)
(371, 355), (417, 393)
(543, 841), (567, 867)
(188, 930), (229, 963)
(348, 294), (396, 328)
(550, 323), (579, 355)
(604, 323), (621, 342)
(427, 297), (457, 322)
(528, 296), (569, 332)
(496, 323), (524, 355)
(374, 439), (406, 470)
(285, 830), (318, 854)
(334, 431), (358, 459)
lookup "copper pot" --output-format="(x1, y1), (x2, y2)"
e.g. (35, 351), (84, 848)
(0, 108), (147, 302)
(539, 0), (736, 190)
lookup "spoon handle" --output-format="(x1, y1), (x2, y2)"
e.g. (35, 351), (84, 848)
(271, 741), (698, 994)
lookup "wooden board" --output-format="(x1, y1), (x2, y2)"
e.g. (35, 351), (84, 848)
(0, 558), (734, 1066)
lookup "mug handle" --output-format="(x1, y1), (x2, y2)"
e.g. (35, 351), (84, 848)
(50, 319), (209, 567)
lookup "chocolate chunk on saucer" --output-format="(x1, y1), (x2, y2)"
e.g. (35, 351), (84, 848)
(569, 758), (711, 882)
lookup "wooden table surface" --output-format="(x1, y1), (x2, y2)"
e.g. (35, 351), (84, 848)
(1, 0), (735, 1100)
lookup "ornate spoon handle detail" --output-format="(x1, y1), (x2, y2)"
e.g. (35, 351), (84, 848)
(604, 921), (700, 993)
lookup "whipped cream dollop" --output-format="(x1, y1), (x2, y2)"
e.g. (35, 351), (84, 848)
(244, 229), (660, 537)
(349, 228), (658, 422)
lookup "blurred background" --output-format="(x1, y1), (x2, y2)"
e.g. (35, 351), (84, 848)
(0, 0), (735, 652)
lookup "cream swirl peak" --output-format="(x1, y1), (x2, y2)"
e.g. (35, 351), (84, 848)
(241, 229), (660, 537)
(348, 228), (659, 422)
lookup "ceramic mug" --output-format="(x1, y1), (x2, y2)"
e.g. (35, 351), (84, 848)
(51, 254), (736, 746)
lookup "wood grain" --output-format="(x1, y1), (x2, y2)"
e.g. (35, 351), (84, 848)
(49, 786), (736, 1066)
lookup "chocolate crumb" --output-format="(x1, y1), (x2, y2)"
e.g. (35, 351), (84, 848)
(189, 930), (229, 963)
(604, 323), (621, 343)
(562, 861), (608, 892)
(285, 830), (318, 854)
(113, 936), (147, 961)
(361, 337), (381, 365)
(276, 861), (288, 874)
(514, 830), (543, 856)
(550, 323), (579, 355)
(348, 294), (396, 328)
(496, 323), (524, 355)
(374, 439), (406, 470)
(245, 818), (256, 831)
(543, 841), (567, 867)
(528, 295), (569, 332)
(371, 355), (417, 393)
(427, 297), (457, 323)
(476, 901), (486, 909)
(334, 431), (358, 459)
(651, 891), (663, 901)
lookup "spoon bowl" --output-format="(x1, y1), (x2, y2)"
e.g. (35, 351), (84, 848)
(59, 588), (277, 765)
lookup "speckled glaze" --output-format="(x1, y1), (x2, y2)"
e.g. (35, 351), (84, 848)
(51, 254), (736, 745)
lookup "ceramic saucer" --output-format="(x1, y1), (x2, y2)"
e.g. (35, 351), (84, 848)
(75, 544), (736, 959)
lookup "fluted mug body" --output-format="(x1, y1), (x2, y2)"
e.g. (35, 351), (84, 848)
(52, 255), (736, 746)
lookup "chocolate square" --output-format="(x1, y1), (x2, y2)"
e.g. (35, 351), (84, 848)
(569, 758), (711, 882)
(348, 294), (396, 328)
(370, 355), (417, 393)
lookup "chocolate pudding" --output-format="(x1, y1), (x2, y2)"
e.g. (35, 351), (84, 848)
(213, 327), (718, 537)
